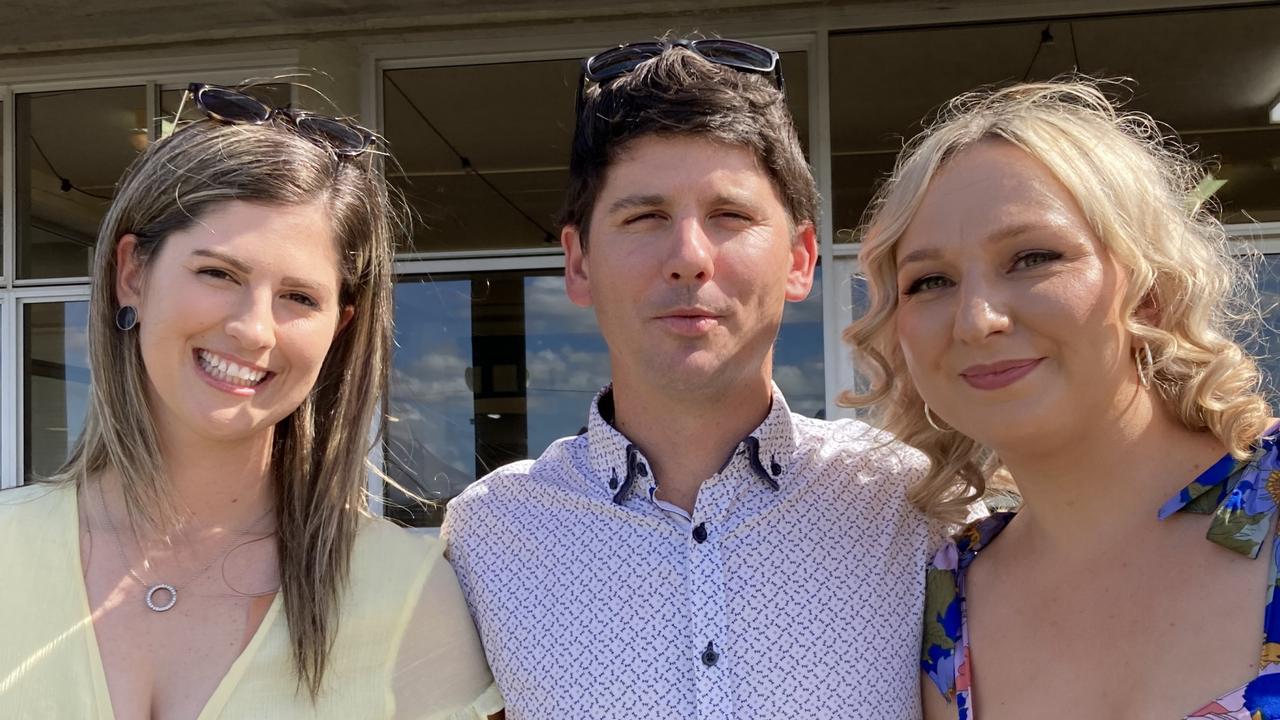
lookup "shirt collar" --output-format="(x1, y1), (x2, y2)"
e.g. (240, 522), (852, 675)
(584, 384), (800, 504)
(1157, 431), (1280, 558)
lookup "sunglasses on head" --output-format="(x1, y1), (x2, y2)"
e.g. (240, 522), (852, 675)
(174, 83), (376, 156)
(574, 38), (784, 117)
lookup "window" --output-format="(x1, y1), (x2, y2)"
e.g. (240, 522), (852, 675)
(16, 86), (147, 279)
(22, 300), (89, 481)
(828, 5), (1280, 242)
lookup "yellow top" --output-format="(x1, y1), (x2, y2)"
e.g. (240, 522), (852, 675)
(0, 483), (503, 719)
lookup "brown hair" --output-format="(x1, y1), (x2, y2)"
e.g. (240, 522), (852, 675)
(844, 79), (1272, 521)
(55, 110), (399, 696)
(558, 42), (818, 244)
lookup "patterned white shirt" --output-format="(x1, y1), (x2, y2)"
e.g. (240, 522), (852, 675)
(442, 386), (946, 719)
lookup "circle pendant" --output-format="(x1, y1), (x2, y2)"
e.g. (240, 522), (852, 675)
(145, 584), (178, 612)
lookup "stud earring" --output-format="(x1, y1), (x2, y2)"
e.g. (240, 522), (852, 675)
(115, 305), (138, 331)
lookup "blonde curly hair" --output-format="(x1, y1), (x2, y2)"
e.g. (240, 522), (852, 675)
(842, 78), (1273, 522)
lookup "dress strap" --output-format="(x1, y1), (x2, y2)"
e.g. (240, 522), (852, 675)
(922, 511), (1017, 715)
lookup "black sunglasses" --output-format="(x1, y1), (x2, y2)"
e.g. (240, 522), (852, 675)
(175, 83), (376, 156)
(574, 38), (784, 117)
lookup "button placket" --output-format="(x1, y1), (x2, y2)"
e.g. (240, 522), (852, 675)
(689, 479), (731, 719)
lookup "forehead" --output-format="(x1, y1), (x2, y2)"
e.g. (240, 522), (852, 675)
(901, 140), (1091, 248)
(161, 199), (344, 282)
(602, 134), (774, 196)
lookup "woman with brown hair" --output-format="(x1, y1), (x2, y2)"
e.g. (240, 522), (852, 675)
(847, 79), (1277, 719)
(0, 84), (502, 719)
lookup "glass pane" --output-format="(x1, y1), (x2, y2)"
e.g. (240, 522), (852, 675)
(17, 86), (147, 279)
(386, 263), (822, 526)
(1251, 253), (1280, 403)
(774, 264), (824, 418)
(23, 301), (90, 482)
(385, 271), (607, 526)
(829, 4), (1280, 240)
(383, 50), (807, 255)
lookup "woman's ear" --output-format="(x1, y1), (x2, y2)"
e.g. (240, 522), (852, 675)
(1134, 288), (1161, 329)
(335, 305), (355, 337)
(115, 234), (145, 308)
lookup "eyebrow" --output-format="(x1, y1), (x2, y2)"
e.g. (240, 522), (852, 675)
(605, 191), (762, 216)
(190, 248), (328, 294)
(897, 222), (1047, 268)
(605, 193), (666, 215)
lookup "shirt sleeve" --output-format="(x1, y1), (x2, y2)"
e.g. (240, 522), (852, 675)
(390, 545), (504, 720)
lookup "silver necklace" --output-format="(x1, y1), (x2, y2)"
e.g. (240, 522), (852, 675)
(95, 482), (273, 613)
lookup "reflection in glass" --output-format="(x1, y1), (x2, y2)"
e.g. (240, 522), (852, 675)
(17, 86), (146, 279)
(774, 265), (825, 418)
(382, 51), (808, 255)
(1249, 253), (1280, 403)
(387, 265), (824, 526)
(23, 302), (90, 482)
(829, 4), (1280, 240)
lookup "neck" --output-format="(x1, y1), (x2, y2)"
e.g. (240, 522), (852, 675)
(102, 425), (276, 538)
(610, 368), (774, 514)
(999, 390), (1227, 559)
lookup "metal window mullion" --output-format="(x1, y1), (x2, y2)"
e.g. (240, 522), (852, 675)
(0, 294), (16, 488)
(812, 26), (848, 421)
(2, 87), (13, 286)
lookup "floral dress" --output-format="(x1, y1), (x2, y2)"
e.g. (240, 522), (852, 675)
(922, 433), (1280, 720)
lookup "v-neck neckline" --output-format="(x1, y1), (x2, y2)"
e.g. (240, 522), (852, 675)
(68, 484), (283, 720)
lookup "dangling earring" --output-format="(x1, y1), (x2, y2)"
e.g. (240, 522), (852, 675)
(1134, 343), (1154, 388)
(924, 403), (952, 433)
(115, 305), (138, 331)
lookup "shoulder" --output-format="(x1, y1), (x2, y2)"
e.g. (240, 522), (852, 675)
(796, 414), (929, 472)
(793, 414), (931, 501)
(444, 435), (581, 528)
(929, 511), (1017, 572)
(0, 482), (73, 531)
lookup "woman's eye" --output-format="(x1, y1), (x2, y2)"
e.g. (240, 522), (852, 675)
(1012, 250), (1061, 270)
(198, 267), (234, 281)
(904, 274), (952, 295)
(286, 293), (319, 308)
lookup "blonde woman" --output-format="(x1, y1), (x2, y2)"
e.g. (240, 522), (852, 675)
(846, 80), (1277, 719)
(0, 84), (502, 719)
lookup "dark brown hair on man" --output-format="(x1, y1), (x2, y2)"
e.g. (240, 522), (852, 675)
(558, 43), (819, 247)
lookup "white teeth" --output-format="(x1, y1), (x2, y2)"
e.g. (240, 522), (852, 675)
(197, 350), (267, 387)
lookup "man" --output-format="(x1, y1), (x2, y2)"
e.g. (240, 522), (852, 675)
(443, 38), (943, 719)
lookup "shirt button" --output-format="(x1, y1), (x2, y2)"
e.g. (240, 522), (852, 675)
(692, 522), (708, 543)
(701, 641), (719, 667)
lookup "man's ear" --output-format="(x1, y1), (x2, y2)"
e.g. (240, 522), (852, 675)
(115, 234), (146, 308)
(562, 225), (593, 308)
(784, 222), (819, 302)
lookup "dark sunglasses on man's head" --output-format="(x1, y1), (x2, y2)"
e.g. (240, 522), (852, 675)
(574, 38), (785, 117)
(175, 83), (376, 156)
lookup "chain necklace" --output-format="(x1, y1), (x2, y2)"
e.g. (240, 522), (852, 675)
(95, 481), (274, 613)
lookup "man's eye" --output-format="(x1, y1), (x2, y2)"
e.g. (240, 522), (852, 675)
(624, 212), (662, 225)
